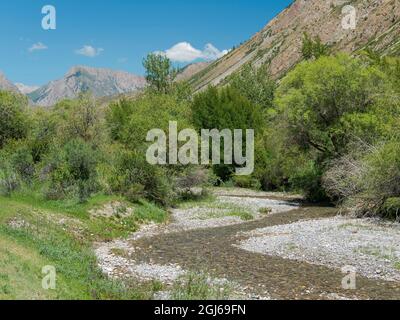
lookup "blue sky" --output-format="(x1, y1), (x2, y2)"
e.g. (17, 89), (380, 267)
(0, 0), (292, 86)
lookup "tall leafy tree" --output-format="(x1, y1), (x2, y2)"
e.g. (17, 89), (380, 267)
(229, 63), (275, 110)
(0, 91), (28, 148)
(143, 53), (177, 93)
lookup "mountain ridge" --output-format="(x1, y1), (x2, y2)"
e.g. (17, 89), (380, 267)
(0, 72), (20, 94)
(28, 65), (147, 107)
(188, 0), (400, 91)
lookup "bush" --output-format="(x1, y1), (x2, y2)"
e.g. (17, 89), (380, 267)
(106, 91), (191, 150)
(323, 140), (400, 219)
(109, 149), (173, 206)
(0, 91), (29, 148)
(44, 139), (99, 202)
(289, 159), (326, 202)
(232, 175), (261, 190)
(301, 33), (330, 60)
(52, 94), (103, 143)
(382, 198), (400, 219)
(10, 145), (35, 183)
(0, 159), (20, 196)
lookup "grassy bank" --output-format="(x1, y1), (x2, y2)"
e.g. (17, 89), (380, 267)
(0, 193), (168, 300)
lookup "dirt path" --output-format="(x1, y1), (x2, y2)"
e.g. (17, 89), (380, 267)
(96, 189), (400, 300)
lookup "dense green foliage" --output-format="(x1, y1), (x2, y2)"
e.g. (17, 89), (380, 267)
(191, 86), (263, 180)
(0, 91), (28, 148)
(143, 53), (177, 93)
(229, 64), (275, 109)
(301, 33), (331, 60)
(1, 48), (400, 300)
(1, 51), (399, 219)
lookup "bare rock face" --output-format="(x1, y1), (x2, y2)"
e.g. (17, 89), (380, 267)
(189, 0), (400, 91)
(29, 66), (147, 107)
(0, 72), (20, 93)
(175, 62), (212, 82)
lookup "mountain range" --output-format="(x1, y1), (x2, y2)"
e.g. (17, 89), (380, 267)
(1, 0), (399, 106)
(1, 66), (147, 107)
(187, 0), (400, 91)
(27, 66), (147, 107)
(0, 72), (20, 93)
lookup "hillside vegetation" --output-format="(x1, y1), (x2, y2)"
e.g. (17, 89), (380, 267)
(0, 31), (400, 298)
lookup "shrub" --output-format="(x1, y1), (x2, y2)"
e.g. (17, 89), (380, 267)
(44, 139), (99, 202)
(0, 91), (29, 148)
(301, 33), (330, 60)
(10, 145), (35, 183)
(323, 140), (400, 219)
(0, 159), (20, 196)
(232, 175), (261, 190)
(109, 149), (173, 206)
(56, 94), (103, 145)
(276, 54), (386, 157)
(289, 159), (326, 202)
(174, 167), (213, 201)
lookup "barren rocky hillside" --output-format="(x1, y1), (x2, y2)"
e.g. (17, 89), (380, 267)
(28, 66), (147, 107)
(176, 62), (211, 82)
(0, 72), (20, 93)
(189, 0), (400, 91)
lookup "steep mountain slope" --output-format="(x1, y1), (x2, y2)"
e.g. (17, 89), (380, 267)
(29, 66), (147, 107)
(0, 72), (20, 93)
(189, 0), (400, 91)
(176, 62), (211, 82)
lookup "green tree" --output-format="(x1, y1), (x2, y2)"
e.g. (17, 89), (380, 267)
(276, 54), (386, 157)
(54, 94), (103, 144)
(192, 86), (263, 132)
(191, 86), (263, 180)
(229, 63), (275, 109)
(301, 33), (330, 60)
(0, 91), (28, 148)
(46, 139), (99, 202)
(143, 53), (177, 93)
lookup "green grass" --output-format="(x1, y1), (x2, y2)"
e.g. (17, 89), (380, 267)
(177, 194), (217, 209)
(199, 209), (253, 221)
(1, 191), (169, 241)
(171, 273), (233, 300)
(226, 210), (253, 221)
(179, 195), (254, 221)
(259, 207), (272, 215)
(9, 190), (122, 219)
(0, 191), (169, 300)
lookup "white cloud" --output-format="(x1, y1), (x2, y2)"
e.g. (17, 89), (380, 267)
(29, 42), (48, 52)
(202, 43), (230, 60)
(161, 42), (229, 63)
(75, 45), (104, 57)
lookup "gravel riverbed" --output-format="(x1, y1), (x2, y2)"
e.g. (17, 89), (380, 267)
(236, 216), (400, 282)
(95, 188), (400, 299)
